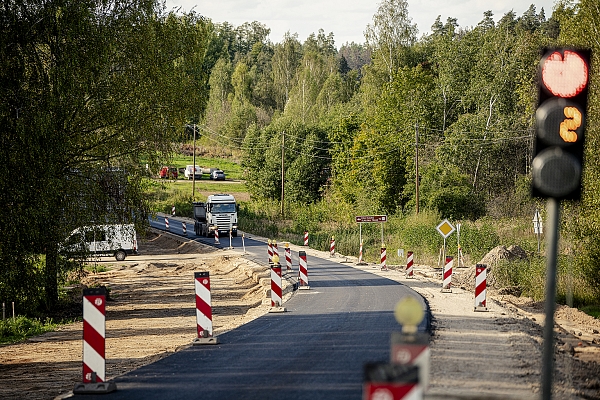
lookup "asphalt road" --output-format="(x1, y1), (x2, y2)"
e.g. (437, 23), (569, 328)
(71, 215), (430, 400)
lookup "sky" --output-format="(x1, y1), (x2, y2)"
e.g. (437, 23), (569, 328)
(164, 0), (559, 47)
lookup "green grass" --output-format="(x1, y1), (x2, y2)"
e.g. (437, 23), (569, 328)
(169, 154), (243, 180)
(0, 316), (58, 344)
(580, 304), (600, 319)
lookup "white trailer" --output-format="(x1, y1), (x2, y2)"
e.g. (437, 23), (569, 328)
(63, 224), (137, 261)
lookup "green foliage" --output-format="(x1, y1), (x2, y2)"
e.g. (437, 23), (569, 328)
(0, 316), (58, 344)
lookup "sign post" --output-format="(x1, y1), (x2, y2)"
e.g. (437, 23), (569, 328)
(355, 215), (387, 265)
(533, 209), (543, 253)
(436, 219), (455, 265)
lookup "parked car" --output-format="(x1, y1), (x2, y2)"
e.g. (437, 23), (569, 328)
(210, 170), (226, 180)
(184, 165), (202, 180)
(159, 166), (178, 179)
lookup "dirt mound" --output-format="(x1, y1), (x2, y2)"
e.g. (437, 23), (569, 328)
(479, 244), (527, 266)
(454, 245), (527, 292)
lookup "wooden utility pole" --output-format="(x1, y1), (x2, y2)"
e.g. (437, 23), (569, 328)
(415, 123), (419, 214)
(192, 124), (196, 201)
(281, 131), (285, 217)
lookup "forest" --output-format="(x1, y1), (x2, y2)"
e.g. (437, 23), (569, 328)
(1, 0), (600, 315)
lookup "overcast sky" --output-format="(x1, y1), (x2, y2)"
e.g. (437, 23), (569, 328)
(164, 0), (559, 47)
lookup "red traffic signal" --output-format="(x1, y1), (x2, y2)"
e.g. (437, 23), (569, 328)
(532, 48), (591, 200)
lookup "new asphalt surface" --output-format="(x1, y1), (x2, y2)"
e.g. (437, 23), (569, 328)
(69, 215), (430, 399)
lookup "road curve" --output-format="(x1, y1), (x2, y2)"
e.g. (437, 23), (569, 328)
(71, 215), (430, 400)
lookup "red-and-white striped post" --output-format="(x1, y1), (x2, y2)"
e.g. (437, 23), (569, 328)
(475, 264), (488, 311)
(285, 244), (292, 271)
(193, 272), (218, 344)
(182, 222), (187, 236)
(303, 231), (309, 246)
(73, 287), (116, 394)
(380, 246), (387, 270)
(298, 250), (309, 289)
(330, 236), (335, 257)
(269, 263), (286, 312)
(165, 216), (169, 230)
(273, 241), (278, 260)
(442, 256), (453, 293)
(214, 229), (220, 244)
(172, 205), (175, 216)
(406, 251), (414, 278)
(358, 241), (364, 264)
(267, 240), (273, 263)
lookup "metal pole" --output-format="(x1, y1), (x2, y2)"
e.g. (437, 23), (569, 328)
(541, 198), (560, 400)
(192, 125), (196, 201)
(242, 233), (246, 254)
(281, 131), (285, 217)
(359, 223), (362, 249)
(381, 223), (384, 246)
(12, 301), (15, 319)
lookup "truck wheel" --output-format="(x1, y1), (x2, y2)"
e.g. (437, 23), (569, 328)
(115, 250), (127, 261)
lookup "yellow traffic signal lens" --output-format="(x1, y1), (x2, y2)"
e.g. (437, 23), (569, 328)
(542, 50), (588, 98)
(560, 107), (582, 143)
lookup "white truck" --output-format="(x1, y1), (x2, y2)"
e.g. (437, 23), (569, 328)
(62, 224), (137, 261)
(193, 194), (238, 237)
(184, 165), (202, 180)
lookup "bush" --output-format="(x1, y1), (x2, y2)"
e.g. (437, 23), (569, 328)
(0, 316), (57, 344)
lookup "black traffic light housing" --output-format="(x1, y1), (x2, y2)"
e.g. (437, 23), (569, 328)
(532, 48), (591, 200)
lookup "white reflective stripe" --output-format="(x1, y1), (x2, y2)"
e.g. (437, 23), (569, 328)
(271, 269), (281, 286)
(476, 289), (486, 302)
(83, 297), (105, 338)
(404, 386), (423, 400)
(271, 292), (282, 304)
(196, 309), (212, 334)
(300, 271), (308, 284)
(195, 279), (211, 305)
(408, 254), (413, 262)
(476, 270), (487, 287)
(83, 340), (105, 381)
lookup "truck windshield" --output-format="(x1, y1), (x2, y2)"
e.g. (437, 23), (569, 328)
(211, 203), (236, 213)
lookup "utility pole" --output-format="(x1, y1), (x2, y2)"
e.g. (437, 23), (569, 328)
(192, 124), (196, 201)
(415, 123), (419, 215)
(281, 131), (285, 217)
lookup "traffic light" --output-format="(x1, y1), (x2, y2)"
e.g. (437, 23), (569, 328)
(532, 48), (591, 200)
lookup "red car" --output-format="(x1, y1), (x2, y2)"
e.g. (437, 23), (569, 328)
(159, 166), (178, 179)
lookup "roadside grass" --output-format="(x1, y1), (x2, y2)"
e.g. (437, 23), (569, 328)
(169, 154), (243, 180)
(580, 304), (600, 319)
(0, 316), (58, 344)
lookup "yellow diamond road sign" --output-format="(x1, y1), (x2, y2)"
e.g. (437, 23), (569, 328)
(436, 219), (455, 239)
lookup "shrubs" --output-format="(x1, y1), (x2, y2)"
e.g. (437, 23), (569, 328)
(0, 316), (57, 344)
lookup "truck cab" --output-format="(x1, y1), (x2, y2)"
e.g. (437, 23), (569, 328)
(193, 194), (238, 237)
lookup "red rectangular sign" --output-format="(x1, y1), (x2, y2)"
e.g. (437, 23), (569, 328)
(355, 215), (387, 223)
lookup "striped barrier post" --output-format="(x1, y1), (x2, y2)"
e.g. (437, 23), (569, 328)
(364, 363), (422, 400)
(182, 222), (187, 236)
(214, 229), (220, 244)
(390, 331), (430, 391)
(165, 216), (169, 230)
(304, 231), (309, 246)
(298, 251), (310, 289)
(228, 228), (234, 249)
(358, 241), (364, 264)
(285, 244), (292, 271)
(172, 205), (175, 216)
(273, 241), (278, 260)
(330, 236), (335, 257)
(193, 272), (219, 345)
(269, 261), (286, 312)
(73, 287), (116, 394)
(381, 246), (388, 271)
(406, 251), (414, 278)
(267, 240), (273, 264)
(442, 256), (453, 293)
(475, 264), (488, 312)
(242, 233), (246, 254)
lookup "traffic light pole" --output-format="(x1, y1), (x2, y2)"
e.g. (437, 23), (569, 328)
(541, 197), (560, 400)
